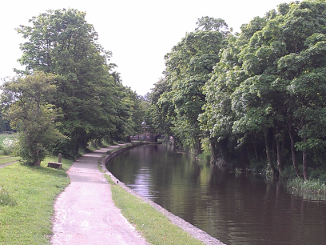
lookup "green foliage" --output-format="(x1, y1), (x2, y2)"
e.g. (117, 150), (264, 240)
(14, 9), (142, 158)
(288, 178), (326, 193)
(148, 1), (326, 183)
(1, 137), (19, 155)
(151, 17), (228, 153)
(197, 0), (326, 180)
(1, 72), (65, 165)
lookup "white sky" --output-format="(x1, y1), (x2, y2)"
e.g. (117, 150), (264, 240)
(1, 0), (295, 96)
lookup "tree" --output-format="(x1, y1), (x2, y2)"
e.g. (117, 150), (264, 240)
(160, 17), (228, 153)
(109, 72), (144, 142)
(195, 16), (229, 34)
(150, 77), (175, 138)
(1, 72), (64, 166)
(201, 0), (326, 180)
(16, 9), (117, 157)
(199, 34), (248, 164)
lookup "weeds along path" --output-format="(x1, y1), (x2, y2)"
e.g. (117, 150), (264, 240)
(51, 144), (148, 245)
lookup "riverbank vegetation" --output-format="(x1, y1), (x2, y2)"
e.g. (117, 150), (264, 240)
(148, 0), (326, 187)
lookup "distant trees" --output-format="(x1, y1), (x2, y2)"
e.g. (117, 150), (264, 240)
(150, 0), (326, 180)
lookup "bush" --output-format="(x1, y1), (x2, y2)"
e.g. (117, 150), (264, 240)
(1, 137), (18, 155)
(287, 178), (326, 193)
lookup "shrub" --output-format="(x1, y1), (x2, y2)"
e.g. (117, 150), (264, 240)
(1, 137), (18, 155)
(287, 178), (326, 193)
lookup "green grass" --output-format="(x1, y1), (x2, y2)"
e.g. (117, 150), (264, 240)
(104, 174), (204, 245)
(0, 157), (73, 244)
(0, 156), (21, 165)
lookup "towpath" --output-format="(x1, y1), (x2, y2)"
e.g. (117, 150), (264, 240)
(51, 144), (148, 245)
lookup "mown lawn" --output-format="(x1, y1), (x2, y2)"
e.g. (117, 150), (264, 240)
(0, 156), (73, 244)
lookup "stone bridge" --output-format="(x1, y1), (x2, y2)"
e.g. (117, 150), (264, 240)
(130, 132), (161, 142)
(130, 125), (161, 142)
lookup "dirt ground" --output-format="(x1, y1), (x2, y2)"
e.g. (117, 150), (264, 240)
(51, 144), (224, 245)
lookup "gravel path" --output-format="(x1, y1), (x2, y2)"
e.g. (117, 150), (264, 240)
(51, 145), (148, 245)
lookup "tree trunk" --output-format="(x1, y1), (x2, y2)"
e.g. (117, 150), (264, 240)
(210, 138), (219, 165)
(275, 127), (284, 175)
(34, 149), (41, 167)
(288, 123), (301, 178)
(253, 142), (258, 160)
(264, 131), (277, 177)
(195, 137), (202, 155)
(276, 137), (282, 175)
(302, 136), (309, 181)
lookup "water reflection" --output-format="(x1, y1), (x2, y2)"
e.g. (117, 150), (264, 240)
(107, 144), (326, 245)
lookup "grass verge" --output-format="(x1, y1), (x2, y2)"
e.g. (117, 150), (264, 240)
(0, 156), (21, 165)
(104, 174), (204, 245)
(0, 156), (73, 244)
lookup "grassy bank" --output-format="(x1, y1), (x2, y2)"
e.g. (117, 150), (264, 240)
(104, 175), (204, 245)
(0, 156), (73, 244)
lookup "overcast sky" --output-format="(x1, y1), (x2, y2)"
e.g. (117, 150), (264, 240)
(1, 0), (295, 95)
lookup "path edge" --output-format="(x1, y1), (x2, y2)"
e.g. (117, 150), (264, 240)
(101, 142), (225, 245)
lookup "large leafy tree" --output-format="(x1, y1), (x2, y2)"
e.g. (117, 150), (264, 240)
(109, 72), (144, 142)
(199, 34), (249, 163)
(1, 72), (64, 166)
(201, 0), (326, 180)
(158, 17), (228, 153)
(236, 0), (326, 179)
(16, 9), (117, 157)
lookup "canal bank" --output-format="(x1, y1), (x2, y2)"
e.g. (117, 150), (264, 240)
(103, 143), (223, 245)
(106, 143), (326, 245)
(52, 142), (223, 245)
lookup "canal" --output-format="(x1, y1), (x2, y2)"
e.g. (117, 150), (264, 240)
(106, 143), (326, 245)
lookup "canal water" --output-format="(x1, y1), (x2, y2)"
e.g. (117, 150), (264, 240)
(106, 144), (326, 245)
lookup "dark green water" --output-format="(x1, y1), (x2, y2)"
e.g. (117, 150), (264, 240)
(107, 144), (326, 245)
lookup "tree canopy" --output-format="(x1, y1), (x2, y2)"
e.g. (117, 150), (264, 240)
(151, 17), (228, 152)
(2, 8), (146, 162)
(150, 0), (326, 181)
